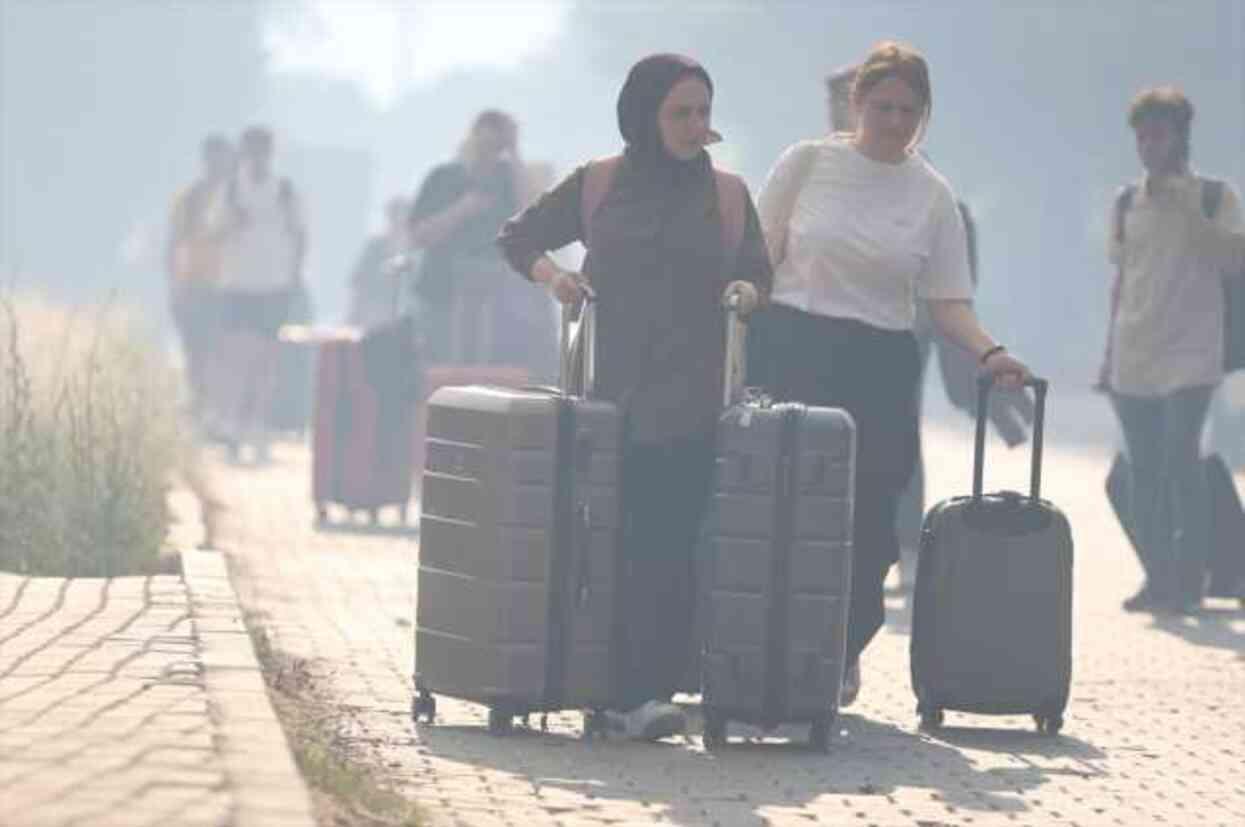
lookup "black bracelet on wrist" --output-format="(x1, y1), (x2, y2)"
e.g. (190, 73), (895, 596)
(979, 344), (1007, 365)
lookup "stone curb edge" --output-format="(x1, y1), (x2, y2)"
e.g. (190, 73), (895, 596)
(180, 548), (317, 827)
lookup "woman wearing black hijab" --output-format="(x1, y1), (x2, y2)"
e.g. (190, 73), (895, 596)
(499, 54), (773, 740)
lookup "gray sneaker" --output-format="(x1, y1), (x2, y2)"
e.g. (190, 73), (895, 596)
(604, 700), (687, 741)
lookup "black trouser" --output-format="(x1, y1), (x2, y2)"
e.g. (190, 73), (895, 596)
(614, 428), (717, 711)
(1110, 385), (1215, 602)
(748, 303), (921, 665)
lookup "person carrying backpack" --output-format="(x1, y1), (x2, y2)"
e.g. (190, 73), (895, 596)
(498, 53), (772, 741)
(1098, 86), (1245, 614)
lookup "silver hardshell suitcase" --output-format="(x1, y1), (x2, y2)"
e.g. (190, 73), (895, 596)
(696, 295), (857, 751)
(413, 301), (622, 735)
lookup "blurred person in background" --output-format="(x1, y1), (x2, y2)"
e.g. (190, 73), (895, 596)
(208, 125), (308, 464)
(166, 134), (233, 418)
(498, 53), (772, 740)
(1098, 86), (1245, 614)
(347, 196), (412, 330)
(751, 41), (1033, 708)
(408, 110), (556, 380)
(822, 63), (1034, 594)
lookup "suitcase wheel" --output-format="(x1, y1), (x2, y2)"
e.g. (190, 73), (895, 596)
(808, 713), (835, 753)
(918, 705), (944, 732)
(315, 503), (329, 525)
(1034, 713), (1064, 736)
(411, 689), (436, 725)
(581, 708), (610, 740)
(703, 709), (728, 751)
(487, 707), (515, 736)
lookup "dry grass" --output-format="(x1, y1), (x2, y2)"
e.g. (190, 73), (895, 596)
(0, 289), (185, 576)
(247, 619), (426, 827)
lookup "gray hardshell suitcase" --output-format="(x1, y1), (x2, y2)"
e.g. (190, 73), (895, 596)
(697, 296), (857, 751)
(911, 376), (1073, 735)
(413, 301), (622, 735)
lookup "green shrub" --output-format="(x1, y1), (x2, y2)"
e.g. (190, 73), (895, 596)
(0, 291), (184, 576)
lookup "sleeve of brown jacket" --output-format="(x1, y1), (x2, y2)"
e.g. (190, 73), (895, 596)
(496, 166), (587, 280)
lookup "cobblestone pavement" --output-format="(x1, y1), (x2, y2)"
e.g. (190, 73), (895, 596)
(212, 408), (1245, 827)
(0, 545), (314, 827)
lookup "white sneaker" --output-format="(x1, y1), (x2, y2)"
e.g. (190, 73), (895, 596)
(840, 662), (861, 708)
(604, 700), (687, 741)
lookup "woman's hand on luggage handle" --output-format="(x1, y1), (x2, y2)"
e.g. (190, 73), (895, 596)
(531, 255), (592, 304)
(722, 280), (759, 316)
(981, 348), (1032, 390)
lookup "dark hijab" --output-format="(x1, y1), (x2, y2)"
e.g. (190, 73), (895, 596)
(616, 53), (714, 171)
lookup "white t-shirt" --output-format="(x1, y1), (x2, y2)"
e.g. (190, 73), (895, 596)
(218, 172), (302, 293)
(1108, 172), (1245, 396)
(757, 136), (973, 331)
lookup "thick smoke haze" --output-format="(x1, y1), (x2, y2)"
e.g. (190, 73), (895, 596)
(2, 0), (1242, 385)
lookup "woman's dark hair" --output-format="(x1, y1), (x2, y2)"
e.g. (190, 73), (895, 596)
(1128, 86), (1194, 165)
(851, 41), (932, 133)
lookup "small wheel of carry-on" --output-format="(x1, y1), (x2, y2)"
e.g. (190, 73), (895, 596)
(581, 708), (610, 740)
(411, 688), (436, 724)
(808, 712), (835, 753)
(1034, 712), (1063, 736)
(918, 704), (944, 732)
(703, 709), (728, 752)
(487, 707), (514, 736)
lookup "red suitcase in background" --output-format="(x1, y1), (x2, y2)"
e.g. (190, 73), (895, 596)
(309, 317), (418, 526)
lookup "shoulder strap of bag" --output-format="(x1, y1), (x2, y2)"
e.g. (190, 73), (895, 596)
(580, 156), (623, 248)
(579, 155), (746, 256)
(771, 141), (820, 267)
(1200, 177), (1225, 220)
(1114, 184), (1136, 244)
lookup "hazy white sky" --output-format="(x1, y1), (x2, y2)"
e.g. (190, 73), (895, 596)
(263, 0), (573, 107)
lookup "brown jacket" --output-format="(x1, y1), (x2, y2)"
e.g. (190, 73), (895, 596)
(498, 152), (772, 442)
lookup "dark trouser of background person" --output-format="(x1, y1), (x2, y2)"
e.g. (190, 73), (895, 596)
(208, 288), (293, 463)
(613, 428), (717, 713)
(747, 303), (920, 675)
(171, 284), (220, 416)
(1111, 384), (1215, 610)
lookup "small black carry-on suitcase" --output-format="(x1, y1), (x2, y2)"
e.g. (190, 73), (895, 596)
(413, 299), (623, 736)
(911, 376), (1073, 734)
(697, 293), (857, 752)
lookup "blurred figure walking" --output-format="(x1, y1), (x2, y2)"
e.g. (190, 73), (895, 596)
(166, 134), (232, 418)
(348, 196), (411, 331)
(409, 110), (556, 380)
(1099, 86), (1245, 614)
(209, 125), (308, 464)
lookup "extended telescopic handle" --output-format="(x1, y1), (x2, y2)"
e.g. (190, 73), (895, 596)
(559, 291), (597, 397)
(973, 374), (1048, 501)
(722, 291), (748, 408)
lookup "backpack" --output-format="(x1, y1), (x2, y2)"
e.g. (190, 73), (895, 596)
(1115, 178), (1245, 374)
(578, 156), (747, 270)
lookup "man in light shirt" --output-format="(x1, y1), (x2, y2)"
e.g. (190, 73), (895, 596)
(1101, 86), (1245, 614)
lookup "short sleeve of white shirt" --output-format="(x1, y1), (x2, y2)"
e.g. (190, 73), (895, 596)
(759, 137), (973, 331)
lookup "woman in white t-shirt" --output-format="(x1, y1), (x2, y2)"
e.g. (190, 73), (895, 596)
(752, 41), (1033, 707)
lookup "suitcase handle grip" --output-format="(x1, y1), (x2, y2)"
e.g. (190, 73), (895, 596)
(973, 375), (1048, 501)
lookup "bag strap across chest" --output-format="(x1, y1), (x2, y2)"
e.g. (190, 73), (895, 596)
(579, 155), (746, 261)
